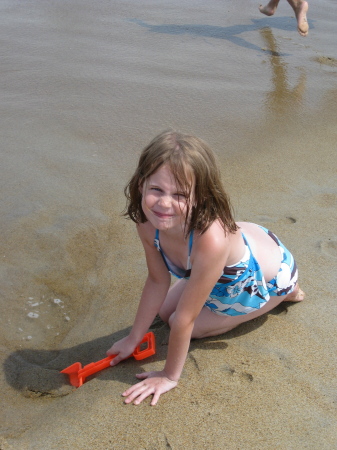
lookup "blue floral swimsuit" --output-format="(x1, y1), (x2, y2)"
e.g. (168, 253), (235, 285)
(154, 226), (298, 317)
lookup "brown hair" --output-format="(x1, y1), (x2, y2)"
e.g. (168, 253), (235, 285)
(124, 129), (238, 236)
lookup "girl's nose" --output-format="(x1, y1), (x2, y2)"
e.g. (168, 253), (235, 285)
(158, 194), (172, 207)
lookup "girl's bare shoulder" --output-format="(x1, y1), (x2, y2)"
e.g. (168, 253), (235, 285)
(196, 220), (237, 246)
(194, 221), (244, 266)
(193, 222), (230, 260)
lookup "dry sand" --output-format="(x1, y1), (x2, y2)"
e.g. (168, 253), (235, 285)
(1, 0), (337, 448)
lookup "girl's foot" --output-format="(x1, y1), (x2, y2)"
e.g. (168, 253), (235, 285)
(259, 2), (278, 17)
(284, 284), (305, 302)
(293, 1), (309, 37)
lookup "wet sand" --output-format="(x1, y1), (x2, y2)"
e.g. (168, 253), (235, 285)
(1, 0), (337, 448)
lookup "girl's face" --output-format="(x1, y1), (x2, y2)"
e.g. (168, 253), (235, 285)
(140, 165), (193, 233)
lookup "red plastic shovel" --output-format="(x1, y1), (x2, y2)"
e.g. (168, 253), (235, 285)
(61, 332), (156, 388)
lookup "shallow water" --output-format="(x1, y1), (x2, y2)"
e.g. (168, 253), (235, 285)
(0, 0), (337, 444)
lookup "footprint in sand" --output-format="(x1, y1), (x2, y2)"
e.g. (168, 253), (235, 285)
(221, 364), (254, 382)
(313, 56), (337, 67)
(320, 239), (337, 259)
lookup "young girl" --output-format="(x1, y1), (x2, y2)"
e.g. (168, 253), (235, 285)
(106, 130), (304, 406)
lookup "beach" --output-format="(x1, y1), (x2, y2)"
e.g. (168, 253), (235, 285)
(1, 0), (337, 448)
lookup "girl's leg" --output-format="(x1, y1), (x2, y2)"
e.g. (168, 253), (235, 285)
(162, 279), (305, 337)
(187, 284), (304, 339)
(159, 279), (187, 323)
(287, 0), (309, 36)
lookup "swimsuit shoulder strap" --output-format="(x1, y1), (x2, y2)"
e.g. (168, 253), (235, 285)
(154, 229), (160, 251)
(241, 232), (251, 251)
(187, 229), (194, 270)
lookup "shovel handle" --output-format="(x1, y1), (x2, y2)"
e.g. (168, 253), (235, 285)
(61, 332), (156, 387)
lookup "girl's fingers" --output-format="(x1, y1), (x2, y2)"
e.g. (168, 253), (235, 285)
(150, 391), (161, 406)
(132, 388), (154, 405)
(110, 353), (130, 367)
(135, 371), (152, 380)
(122, 384), (140, 397)
(122, 380), (155, 404)
(123, 384), (150, 404)
(109, 355), (122, 367)
(122, 378), (150, 397)
(122, 375), (178, 405)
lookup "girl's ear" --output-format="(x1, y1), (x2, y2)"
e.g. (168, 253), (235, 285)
(139, 182), (143, 194)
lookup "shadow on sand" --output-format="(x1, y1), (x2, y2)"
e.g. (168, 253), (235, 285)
(129, 16), (314, 53)
(3, 303), (294, 399)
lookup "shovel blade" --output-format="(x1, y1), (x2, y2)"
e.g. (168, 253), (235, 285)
(60, 362), (83, 387)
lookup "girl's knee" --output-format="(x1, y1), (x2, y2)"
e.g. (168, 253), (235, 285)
(158, 279), (186, 322)
(167, 311), (175, 328)
(159, 306), (176, 324)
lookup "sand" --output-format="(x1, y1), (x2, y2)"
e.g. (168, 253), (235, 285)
(1, 0), (337, 448)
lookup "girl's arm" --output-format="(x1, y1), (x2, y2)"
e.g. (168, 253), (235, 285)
(160, 231), (229, 380)
(107, 223), (171, 364)
(122, 228), (231, 405)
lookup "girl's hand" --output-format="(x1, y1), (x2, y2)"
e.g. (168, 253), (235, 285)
(106, 336), (137, 367)
(122, 371), (178, 406)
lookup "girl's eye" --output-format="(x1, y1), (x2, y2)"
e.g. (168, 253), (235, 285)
(151, 187), (162, 192)
(175, 193), (187, 199)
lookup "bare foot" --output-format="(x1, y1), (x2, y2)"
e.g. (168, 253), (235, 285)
(259, 1), (309, 37)
(284, 284), (305, 302)
(259, 1), (279, 17)
(293, 1), (309, 37)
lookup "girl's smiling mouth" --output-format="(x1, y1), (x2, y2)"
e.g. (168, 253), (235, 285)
(153, 211), (174, 219)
